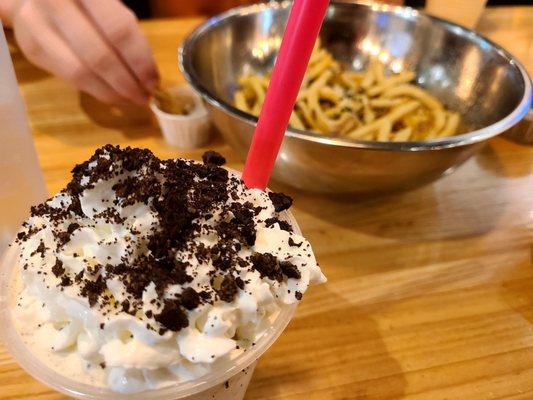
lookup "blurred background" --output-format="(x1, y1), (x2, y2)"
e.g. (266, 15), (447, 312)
(124, 0), (531, 18)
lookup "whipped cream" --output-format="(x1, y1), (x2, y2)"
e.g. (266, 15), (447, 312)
(11, 146), (325, 393)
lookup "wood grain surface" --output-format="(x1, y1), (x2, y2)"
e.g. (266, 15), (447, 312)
(1, 6), (532, 400)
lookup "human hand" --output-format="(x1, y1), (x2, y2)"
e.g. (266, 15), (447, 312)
(10, 0), (159, 105)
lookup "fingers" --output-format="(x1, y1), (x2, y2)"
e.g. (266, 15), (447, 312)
(78, 0), (160, 94)
(43, 0), (150, 106)
(13, 1), (124, 104)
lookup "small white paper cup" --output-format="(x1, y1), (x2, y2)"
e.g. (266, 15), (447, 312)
(150, 85), (211, 149)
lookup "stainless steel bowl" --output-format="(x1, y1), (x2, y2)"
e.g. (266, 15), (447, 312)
(180, 1), (531, 193)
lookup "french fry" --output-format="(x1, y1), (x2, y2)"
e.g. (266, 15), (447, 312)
(439, 112), (460, 137)
(392, 126), (413, 141)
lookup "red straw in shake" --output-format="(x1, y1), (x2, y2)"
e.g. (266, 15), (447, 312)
(242, 0), (329, 190)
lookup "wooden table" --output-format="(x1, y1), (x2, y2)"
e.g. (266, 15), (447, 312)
(1, 6), (532, 400)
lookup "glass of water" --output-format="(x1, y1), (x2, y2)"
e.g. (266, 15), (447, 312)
(0, 25), (47, 256)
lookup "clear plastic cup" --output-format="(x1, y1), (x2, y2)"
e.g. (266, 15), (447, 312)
(0, 24), (47, 256)
(0, 211), (301, 400)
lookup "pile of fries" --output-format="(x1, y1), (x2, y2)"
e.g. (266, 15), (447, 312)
(235, 41), (460, 141)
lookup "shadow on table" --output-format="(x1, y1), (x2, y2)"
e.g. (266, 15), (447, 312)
(476, 140), (533, 178)
(245, 287), (407, 399)
(78, 92), (157, 139)
(12, 56), (50, 84)
(500, 256), (533, 325)
(270, 159), (508, 243)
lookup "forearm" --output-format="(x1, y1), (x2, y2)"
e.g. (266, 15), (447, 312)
(0, 0), (21, 27)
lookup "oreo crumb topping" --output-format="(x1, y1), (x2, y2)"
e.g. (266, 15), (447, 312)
(51, 259), (65, 277)
(15, 145), (308, 335)
(180, 287), (201, 310)
(280, 261), (301, 279)
(217, 275), (239, 302)
(202, 151), (226, 166)
(264, 217), (293, 232)
(250, 252), (283, 282)
(268, 192), (293, 212)
(60, 275), (72, 287)
(154, 300), (189, 332)
(235, 276), (245, 290)
(288, 237), (302, 247)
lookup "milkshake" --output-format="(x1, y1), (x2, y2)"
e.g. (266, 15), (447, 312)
(0, 145), (325, 399)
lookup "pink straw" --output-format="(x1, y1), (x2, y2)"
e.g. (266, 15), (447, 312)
(242, 0), (329, 190)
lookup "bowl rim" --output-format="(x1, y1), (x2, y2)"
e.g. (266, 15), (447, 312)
(179, 0), (532, 152)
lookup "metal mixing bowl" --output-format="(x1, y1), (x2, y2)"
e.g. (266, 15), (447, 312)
(180, 1), (531, 193)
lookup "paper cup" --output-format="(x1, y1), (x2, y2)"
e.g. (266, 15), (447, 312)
(0, 210), (302, 400)
(150, 85), (211, 149)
